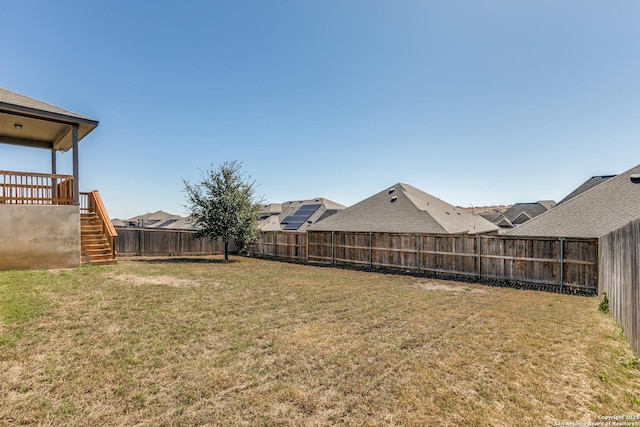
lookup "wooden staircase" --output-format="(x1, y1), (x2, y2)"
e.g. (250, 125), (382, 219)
(80, 191), (117, 265)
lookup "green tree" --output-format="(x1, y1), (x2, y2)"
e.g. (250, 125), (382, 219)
(183, 161), (262, 261)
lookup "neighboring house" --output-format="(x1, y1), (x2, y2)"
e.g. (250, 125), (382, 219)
(0, 87), (116, 270)
(557, 175), (616, 205)
(113, 210), (196, 231)
(482, 201), (556, 230)
(308, 183), (498, 234)
(258, 198), (346, 232)
(507, 164), (640, 238)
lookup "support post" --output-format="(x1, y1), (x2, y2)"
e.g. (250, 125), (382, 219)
(369, 232), (373, 268)
(72, 124), (79, 206)
(51, 149), (57, 203)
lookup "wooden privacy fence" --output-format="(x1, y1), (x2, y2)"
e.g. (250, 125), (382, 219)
(249, 231), (599, 293)
(115, 228), (230, 257)
(599, 220), (640, 356)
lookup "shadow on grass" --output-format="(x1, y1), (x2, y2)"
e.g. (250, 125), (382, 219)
(130, 257), (238, 265)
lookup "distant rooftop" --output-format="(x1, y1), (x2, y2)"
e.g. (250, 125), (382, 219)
(309, 183), (498, 234)
(258, 198), (346, 232)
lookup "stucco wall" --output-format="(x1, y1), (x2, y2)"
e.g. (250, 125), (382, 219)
(0, 205), (80, 270)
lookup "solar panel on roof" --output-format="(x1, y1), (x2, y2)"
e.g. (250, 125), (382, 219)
(280, 204), (321, 230)
(283, 222), (305, 230)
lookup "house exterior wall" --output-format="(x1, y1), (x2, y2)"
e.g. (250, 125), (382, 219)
(0, 205), (80, 270)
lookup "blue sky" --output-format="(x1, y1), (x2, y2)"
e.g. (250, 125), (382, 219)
(2, 1), (639, 219)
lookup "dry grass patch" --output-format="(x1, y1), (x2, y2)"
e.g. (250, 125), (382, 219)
(108, 272), (200, 288)
(1, 256), (639, 426)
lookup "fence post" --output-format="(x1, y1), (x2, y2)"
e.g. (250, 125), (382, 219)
(274, 232), (278, 258)
(331, 231), (335, 265)
(477, 235), (482, 280)
(138, 229), (143, 256)
(369, 232), (373, 268)
(178, 232), (182, 256)
(559, 237), (565, 291)
(416, 234), (421, 274)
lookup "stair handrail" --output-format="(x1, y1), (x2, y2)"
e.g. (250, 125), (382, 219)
(85, 190), (118, 260)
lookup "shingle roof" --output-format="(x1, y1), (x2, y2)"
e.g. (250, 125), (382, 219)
(115, 210), (196, 230)
(557, 175), (616, 205)
(307, 183), (498, 234)
(507, 164), (640, 238)
(503, 202), (551, 222)
(0, 87), (96, 122)
(127, 210), (180, 223)
(154, 217), (196, 230)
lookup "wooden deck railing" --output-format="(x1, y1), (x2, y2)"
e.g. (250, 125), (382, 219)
(0, 170), (74, 205)
(80, 191), (118, 260)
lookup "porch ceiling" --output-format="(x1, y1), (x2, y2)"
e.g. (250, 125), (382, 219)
(0, 88), (98, 152)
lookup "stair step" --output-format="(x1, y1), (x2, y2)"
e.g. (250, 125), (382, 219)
(82, 236), (107, 242)
(81, 211), (116, 266)
(82, 230), (105, 236)
(82, 258), (117, 266)
(81, 226), (103, 232)
(82, 246), (111, 253)
(81, 239), (109, 248)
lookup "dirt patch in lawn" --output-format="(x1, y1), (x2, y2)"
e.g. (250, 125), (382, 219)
(416, 281), (487, 293)
(109, 273), (199, 288)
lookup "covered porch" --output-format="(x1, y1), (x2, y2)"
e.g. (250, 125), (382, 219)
(0, 88), (117, 269)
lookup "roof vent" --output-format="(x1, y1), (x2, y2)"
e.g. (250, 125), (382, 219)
(390, 195), (398, 202)
(630, 174), (640, 184)
(388, 187), (395, 194)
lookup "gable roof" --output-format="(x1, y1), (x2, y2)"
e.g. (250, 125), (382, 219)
(495, 215), (514, 228)
(504, 201), (552, 221)
(511, 211), (532, 225)
(308, 183), (498, 234)
(507, 164), (640, 238)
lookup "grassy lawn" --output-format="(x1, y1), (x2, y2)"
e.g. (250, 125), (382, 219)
(1, 256), (639, 426)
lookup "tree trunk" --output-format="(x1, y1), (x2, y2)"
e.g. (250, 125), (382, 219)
(224, 241), (229, 261)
